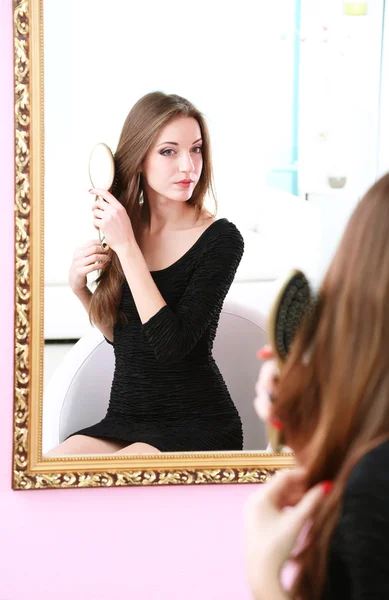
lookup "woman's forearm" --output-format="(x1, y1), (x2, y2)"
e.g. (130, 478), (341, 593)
(117, 241), (167, 324)
(75, 287), (114, 342)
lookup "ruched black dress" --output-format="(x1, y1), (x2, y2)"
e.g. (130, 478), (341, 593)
(324, 439), (389, 599)
(70, 218), (245, 451)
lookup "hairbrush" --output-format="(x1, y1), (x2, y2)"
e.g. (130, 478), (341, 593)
(88, 143), (115, 251)
(267, 269), (313, 451)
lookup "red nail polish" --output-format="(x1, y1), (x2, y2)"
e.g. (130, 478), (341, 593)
(270, 419), (284, 431)
(257, 348), (273, 359)
(322, 481), (333, 495)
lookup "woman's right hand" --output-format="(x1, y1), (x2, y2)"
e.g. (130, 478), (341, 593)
(244, 469), (328, 600)
(68, 239), (110, 295)
(254, 345), (280, 424)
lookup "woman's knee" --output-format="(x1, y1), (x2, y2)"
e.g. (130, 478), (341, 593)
(45, 435), (125, 456)
(115, 442), (161, 455)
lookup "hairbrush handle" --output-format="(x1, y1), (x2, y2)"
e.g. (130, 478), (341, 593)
(267, 427), (285, 453)
(96, 195), (110, 251)
(89, 143), (115, 252)
(267, 357), (286, 452)
(99, 231), (109, 251)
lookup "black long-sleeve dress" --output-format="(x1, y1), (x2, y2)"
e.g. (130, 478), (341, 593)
(70, 218), (245, 451)
(324, 439), (389, 598)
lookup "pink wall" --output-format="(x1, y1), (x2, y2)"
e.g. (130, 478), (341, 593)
(0, 2), (257, 598)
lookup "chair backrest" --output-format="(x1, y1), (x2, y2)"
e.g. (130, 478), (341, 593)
(43, 297), (268, 453)
(212, 300), (268, 449)
(43, 329), (115, 454)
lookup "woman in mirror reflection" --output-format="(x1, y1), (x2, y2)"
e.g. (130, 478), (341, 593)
(246, 172), (389, 599)
(46, 92), (244, 457)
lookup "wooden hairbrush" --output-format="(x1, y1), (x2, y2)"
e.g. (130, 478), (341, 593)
(267, 269), (312, 451)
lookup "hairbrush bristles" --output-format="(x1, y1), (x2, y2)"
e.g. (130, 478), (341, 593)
(269, 270), (313, 363)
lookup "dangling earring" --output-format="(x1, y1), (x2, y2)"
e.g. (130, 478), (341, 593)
(137, 171), (144, 206)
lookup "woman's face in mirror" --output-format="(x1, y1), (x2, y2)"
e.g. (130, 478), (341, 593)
(142, 116), (203, 204)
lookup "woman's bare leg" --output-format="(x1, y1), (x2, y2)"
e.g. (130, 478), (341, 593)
(114, 442), (161, 455)
(45, 435), (126, 456)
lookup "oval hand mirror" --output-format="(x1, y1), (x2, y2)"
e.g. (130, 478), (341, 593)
(88, 142), (115, 250)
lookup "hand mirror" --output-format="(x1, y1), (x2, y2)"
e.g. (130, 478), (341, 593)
(88, 142), (115, 250)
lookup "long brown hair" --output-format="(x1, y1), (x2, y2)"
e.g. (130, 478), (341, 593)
(89, 91), (216, 326)
(275, 172), (389, 599)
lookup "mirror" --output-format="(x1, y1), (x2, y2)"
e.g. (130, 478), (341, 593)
(13, 0), (386, 489)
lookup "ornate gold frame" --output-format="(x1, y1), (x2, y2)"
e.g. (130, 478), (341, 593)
(12, 0), (295, 490)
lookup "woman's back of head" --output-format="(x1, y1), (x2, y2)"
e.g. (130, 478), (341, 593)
(276, 172), (389, 598)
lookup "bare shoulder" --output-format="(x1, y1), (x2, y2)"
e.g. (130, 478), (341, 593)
(195, 210), (216, 230)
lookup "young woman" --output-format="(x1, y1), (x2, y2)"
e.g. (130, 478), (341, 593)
(47, 92), (244, 456)
(247, 172), (389, 599)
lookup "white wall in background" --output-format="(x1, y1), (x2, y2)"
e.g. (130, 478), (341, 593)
(43, 0), (388, 337)
(298, 0), (384, 197)
(378, 1), (389, 176)
(298, 0), (385, 282)
(44, 0), (296, 286)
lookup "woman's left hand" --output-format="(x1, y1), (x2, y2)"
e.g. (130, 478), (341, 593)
(90, 188), (135, 254)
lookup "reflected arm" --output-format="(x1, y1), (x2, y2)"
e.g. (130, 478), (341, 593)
(118, 223), (244, 365)
(74, 286), (114, 342)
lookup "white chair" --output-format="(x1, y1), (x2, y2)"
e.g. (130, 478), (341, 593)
(42, 297), (269, 454)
